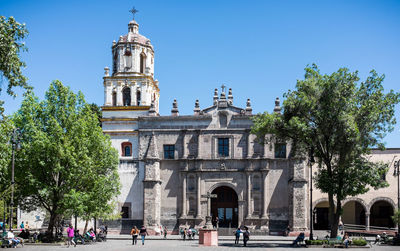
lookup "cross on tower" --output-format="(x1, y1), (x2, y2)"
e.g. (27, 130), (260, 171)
(221, 84), (226, 93)
(129, 7), (139, 20)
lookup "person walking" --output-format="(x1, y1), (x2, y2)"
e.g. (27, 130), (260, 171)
(163, 226), (168, 239)
(139, 225), (148, 245)
(234, 228), (241, 244)
(243, 226), (250, 247)
(130, 226), (139, 245)
(66, 224), (76, 247)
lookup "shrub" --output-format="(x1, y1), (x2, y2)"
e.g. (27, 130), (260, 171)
(352, 238), (367, 246)
(305, 239), (328, 245)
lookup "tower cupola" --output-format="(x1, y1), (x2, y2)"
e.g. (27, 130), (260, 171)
(102, 8), (159, 113)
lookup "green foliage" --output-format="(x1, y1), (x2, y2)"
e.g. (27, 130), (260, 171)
(392, 209), (400, 226)
(352, 238), (367, 246)
(252, 64), (400, 237)
(305, 239), (328, 245)
(0, 16), (30, 97)
(0, 116), (13, 193)
(12, 80), (120, 236)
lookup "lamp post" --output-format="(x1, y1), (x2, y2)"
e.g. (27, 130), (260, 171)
(394, 159), (400, 237)
(309, 149), (315, 240)
(9, 128), (19, 231)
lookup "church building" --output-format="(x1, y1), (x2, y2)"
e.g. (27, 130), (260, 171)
(100, 15), (399, 234)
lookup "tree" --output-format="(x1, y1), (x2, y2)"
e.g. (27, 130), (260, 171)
(252, 65), (400, 237)
(12, 81), (120, 238)
(0, 16), (30, 98)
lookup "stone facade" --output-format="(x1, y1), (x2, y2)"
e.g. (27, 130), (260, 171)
(97, 17), (400, 234)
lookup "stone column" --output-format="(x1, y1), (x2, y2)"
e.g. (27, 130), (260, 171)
(262, 171), (268, 218)
(247, 173), (252, 218)
(246, 131), (252, 158)
(366, 213), (370, 230)
(116, 82), (123, 106)
(197, 174), (201, 218)
(130, 84), (136, 106)
(182, 173), (187, 217)
(181, 130), (187, 158)
(288, 159), (308, 231)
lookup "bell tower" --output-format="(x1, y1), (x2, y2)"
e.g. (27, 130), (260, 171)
(101, 9), (159, 226)
(102, 9), (159, 112)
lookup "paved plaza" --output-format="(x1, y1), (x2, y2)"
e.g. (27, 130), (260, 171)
(21, 239), (400, 251)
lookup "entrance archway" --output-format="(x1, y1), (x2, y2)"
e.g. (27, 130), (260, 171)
(314, 200), (330, 230)
(211, 186), (238, 228)
(342, 200), (366, 226)
(370, 200), (394, 228)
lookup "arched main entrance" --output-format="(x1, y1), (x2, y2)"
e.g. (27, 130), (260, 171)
(211, 186), (238, 228)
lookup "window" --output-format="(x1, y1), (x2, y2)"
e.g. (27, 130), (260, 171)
(121, 206), (129, 219)
(122, 87), (131, 106)
(140, 53), (146, 73)
(124, 48), (132, 69)
(124, 146), (131, 156)
(112, 91), (117, 106)
(121, 142), (132, 157)
(136, 91), (141, 106)
(218, 138), (229, 157)
(163, 145), (175, 159)
(274, 143), (286, 158)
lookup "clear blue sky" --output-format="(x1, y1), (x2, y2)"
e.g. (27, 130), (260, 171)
(1, 0), (400, 147)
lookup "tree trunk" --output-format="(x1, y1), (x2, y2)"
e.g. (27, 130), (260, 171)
(83, 219), (88, 234)
(328, 196), (342, 238)
(47, 211), (58, 237)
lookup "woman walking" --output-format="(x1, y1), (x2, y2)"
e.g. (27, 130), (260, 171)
(243, 226), (250, 247)
(139, 225), (149, 245)
(130, 226), (139, 245)
(66, 224), (76, 247)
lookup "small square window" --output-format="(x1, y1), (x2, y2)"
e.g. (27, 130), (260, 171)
(164, 145), (175, 159)
(218, 138), (229, 157)
(275, 143), (286, 158)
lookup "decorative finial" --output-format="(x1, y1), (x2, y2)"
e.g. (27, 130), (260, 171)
(149, 100), (156, 116)
(273, 97), (281, 114)
(129, 7), (139, 20)
(213, 88), (218, 105)
(220, 84), (226, 100)
(245, 98), (252, 115)
(104, 67), (110, 77)
(194, 99), (200, 115)
(228, 88), (233, 105)
(171, 99), (179, 116)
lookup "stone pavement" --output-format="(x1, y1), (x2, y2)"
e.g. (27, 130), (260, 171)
(22, 239), (399, 251)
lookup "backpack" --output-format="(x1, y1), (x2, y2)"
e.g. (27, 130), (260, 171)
(243, 231), (249, 239)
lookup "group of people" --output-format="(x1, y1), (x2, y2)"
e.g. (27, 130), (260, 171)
(234, 226), (250, 246)
(130, 225), (149, 245)
(180, 227), (196, 240)
(154, 225), (168, 238)
(4, 230), (22, 248)
(66, 224), (107, 247)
